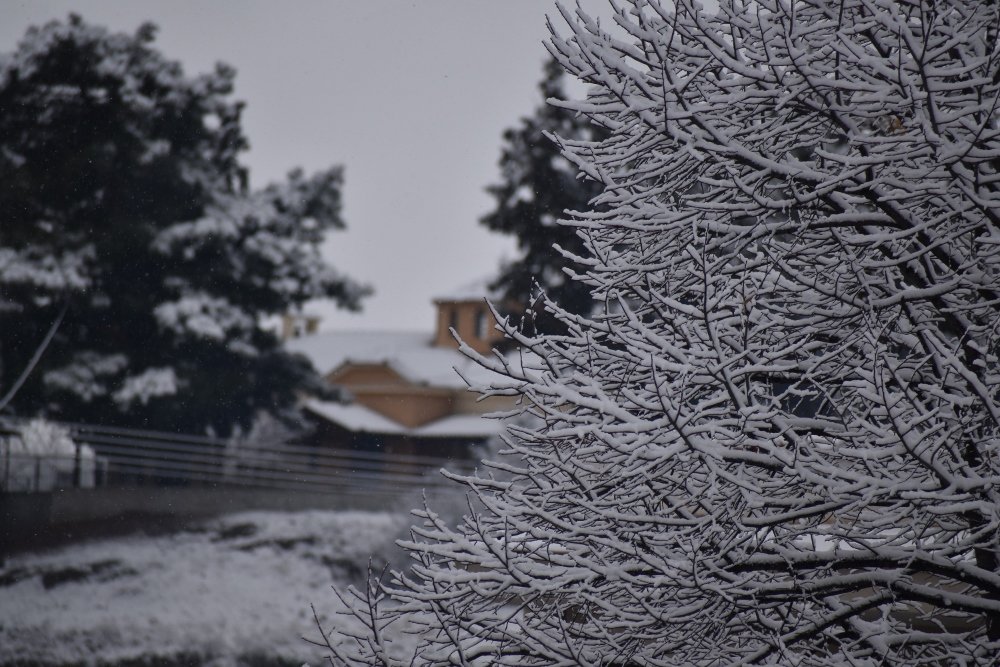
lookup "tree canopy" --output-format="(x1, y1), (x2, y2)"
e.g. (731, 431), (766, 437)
(481, 57), (605, 333)
(0, 15), (368, 434)
(319, 1), (1000, 665)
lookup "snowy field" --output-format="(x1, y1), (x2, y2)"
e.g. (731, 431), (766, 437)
(0, 510), (409, 666)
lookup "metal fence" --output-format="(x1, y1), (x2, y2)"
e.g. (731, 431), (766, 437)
(0, 418), (474, 496)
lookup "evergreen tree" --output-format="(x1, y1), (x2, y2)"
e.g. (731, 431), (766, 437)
(319, 1), (1000, 664)
(481, 58), (604, 332)
(0, 16), (368, 434)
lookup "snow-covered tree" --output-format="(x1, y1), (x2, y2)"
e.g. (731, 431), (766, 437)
(316, 1), (1000, 665)
(0, 16), (368, 433)
(481, 57), (606, 333)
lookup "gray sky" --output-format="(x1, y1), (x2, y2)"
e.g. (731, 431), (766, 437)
(1, 1), (609, 332)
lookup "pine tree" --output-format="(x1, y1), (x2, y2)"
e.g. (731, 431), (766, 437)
(481, 57), (605, 333)
(317, 1), (1000, 664)
(0, 16), (368, 434)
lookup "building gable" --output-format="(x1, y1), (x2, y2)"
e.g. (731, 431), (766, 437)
(328, 362), (409, 389)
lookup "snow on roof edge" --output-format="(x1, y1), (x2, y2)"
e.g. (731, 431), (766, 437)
(304, 400), (406, 435)
(433, 276), (503, 303)
(305, 399), (502, 439)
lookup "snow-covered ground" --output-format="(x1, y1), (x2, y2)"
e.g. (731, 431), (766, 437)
(0, 510), (408, 666)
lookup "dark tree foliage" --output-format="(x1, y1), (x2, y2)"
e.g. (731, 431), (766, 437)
(481, 58), (605, 333)
(0, 16), (368, 434)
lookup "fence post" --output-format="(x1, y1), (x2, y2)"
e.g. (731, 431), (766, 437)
(34, 457), (41, 492)
(73, 443), (81, 488)
(3, 440), (9, 492)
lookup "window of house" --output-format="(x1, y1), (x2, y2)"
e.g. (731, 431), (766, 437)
(449, 308), (459, 332)
(474, 309), (488, 339)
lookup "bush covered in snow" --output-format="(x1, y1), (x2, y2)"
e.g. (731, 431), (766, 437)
(1, 419), (94, 492)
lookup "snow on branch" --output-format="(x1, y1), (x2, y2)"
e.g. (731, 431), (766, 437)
(314, 2), (1000, 665)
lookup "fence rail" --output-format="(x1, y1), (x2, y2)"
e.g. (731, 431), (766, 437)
(0, 417), (476, 496)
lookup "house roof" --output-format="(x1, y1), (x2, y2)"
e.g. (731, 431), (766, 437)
(304, 399), (503, 439)
(286, 329), (506, 389)
(303, 399), (406, 434)
(413, 414), (505, 438)
(433, 276), (503, 303)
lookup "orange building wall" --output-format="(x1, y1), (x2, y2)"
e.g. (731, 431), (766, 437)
(330, 364), (408, 388)
(329, 364), (457, 428)
(352, 389), (454, 428)
(451, 391), (517, 416)
(433, 300), (505, 354)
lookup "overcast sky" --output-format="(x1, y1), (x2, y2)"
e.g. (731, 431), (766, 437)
(1, 1), (609, 332)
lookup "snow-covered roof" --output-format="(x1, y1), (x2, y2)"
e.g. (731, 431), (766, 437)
(433, 276), (503, 303)
(304, 399), (406, 435)
(285, 329), (504, 389)
(413, 414), (505, 438)
(286, 330), (428, 376)
(304, 400), (502, 439)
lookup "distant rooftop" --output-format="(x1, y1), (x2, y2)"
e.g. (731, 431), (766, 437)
(304, 399), (504, 439)
(285, 329), (506, 389)
(433, 276), (503, 303)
